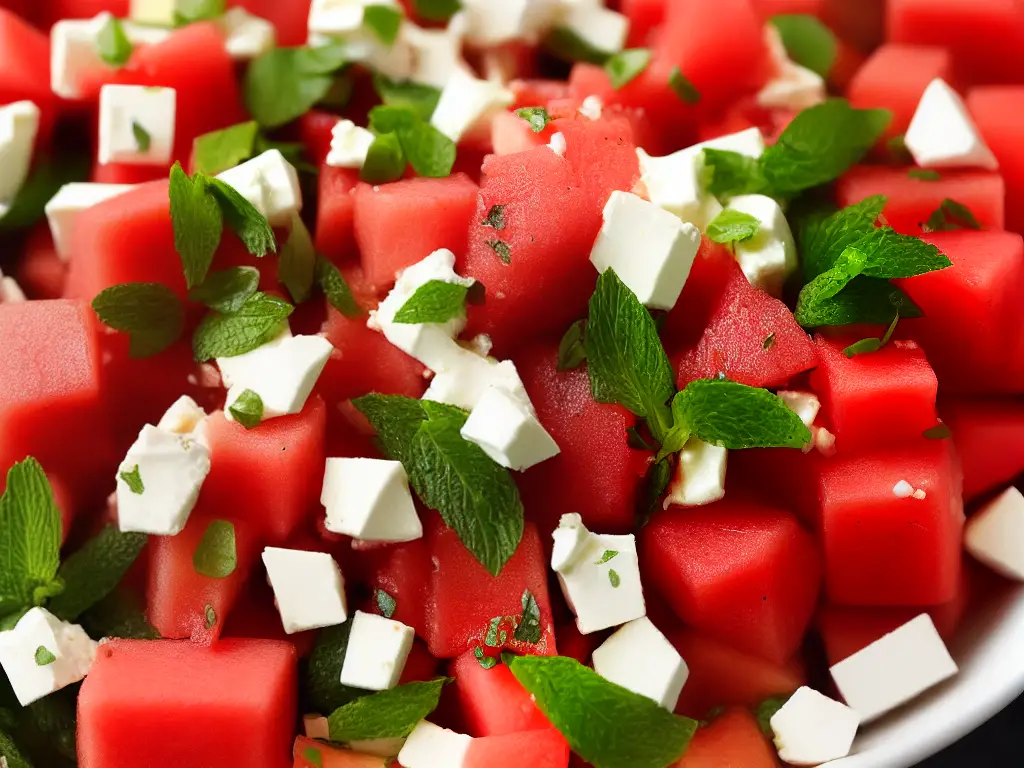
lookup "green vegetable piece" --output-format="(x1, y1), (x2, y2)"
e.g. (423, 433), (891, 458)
(513, 590), (541, 644)
(192, 291), (294, 361)
(706, 209), (760, 245)
(96, 15), (134, 67)
(363, 4), (404, 45)
(375, 589), (397, 619)
(328, 679), (449, 742)
(316, 255), (364, 318)
(118, 465), (144, 495)
(361, 132), (406, 184)
(192, 520), (238, 579)
(229, 389), (264, 430)
(192, 121), (260, 176)
(92, 282), (185, 359)
(515, 107), (551, 134)
(34, 646), (55, 666)
(393, 280), (470, 325)
(668, 67), (700, 105)
(556, 320), (587, 372)
(188, 266), (261, 314)
(169, 162), (223, 288)
(770, 14), (837, 77)
(244, 43), (349, 129)
(924, 198), (983, 232)
(605, 49), (651, 89)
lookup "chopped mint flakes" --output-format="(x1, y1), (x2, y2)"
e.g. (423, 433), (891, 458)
(515, 107), (551, 133)
(513, 590), (541, 644)
(192, 520), (238, 579)
(487, 239), (512, 264)
(608, 569), (621, 588)
(119, 465), (144, 495)
(34, 646), (56, 666)
(482, 204), (506, 230)
(668, 67), (700, 105)
(375, 589), (397, 619)
(132, 121), (151, 153)
(923, 198), (982, 232)
(595, 550), (619, 565)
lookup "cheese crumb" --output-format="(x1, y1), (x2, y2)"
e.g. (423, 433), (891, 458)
(893, 480), (914, 498)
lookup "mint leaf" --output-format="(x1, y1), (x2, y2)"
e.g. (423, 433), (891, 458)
(204, 604), (216, 629)
(279, 215), (316, 304)
(886, 134), (912, 163)
(118, 465), (144, 495)
(304, 746), (323, 768)
(192, 520), (237, 578)
(795, 275), (921, 327)
(306, 622), (372, 713)
(475, 646), (498, 669)
(0, 459), (62, 617)
(510, 656), (697, 768)
(397, 122), (456, 178)
(513, 590), (541, 644)
(192, 291), (294, 361)
(373, 74), (441, 120)
(193, 121), (260, 176)
(701, 148), (767, 199)
(586, 269), (675, 443)
(169, 163), (223, 288)
(92, 282), (185, 359)
(795, 246), (868, 324)
(328, 679), (448, 742)
(755, 695), (790, 737)
(671, 379), (811, 450)
(375, 589), (396, 619)
(393, 280), (469, 324)
(608, 569), (621, 588)
(132, 121), (151, 153)
(79, 588), (160, 640)
(924, 423), (952, 440)
(0, 151), (90, 233)
(854, 227), (951, 278)
(640, 460), (671, 522)
(316, 256), (363, 318)
(97, 16), (133, 67)
(924, 198), (982, 232)
(0, 727), (33, 768)
(482, 204), (506, 230)
(34, 646), (55, 666)
(908, 168), (941, 181)
(668, 67), (700, 105)
(351, 394), (429, 466)
(244, 43), (349, 129)
(798, 195), (885, 279)
(605, 49), (651, 89)
(543, 26), (611, 65)
(706, 209), (760, 245)
(363, 4), (403, 45)
(412, 0), (460, 21)
(487, 239), (512, 264)
(48, 526), (147, 622)
(369, 105), (419, 134)
(843, 314), (900, 358)
(174, 0), (226, 24)
(229, 389), (264, 429)
(557, 319), (587, 372)
(361, 132), (406, 183)
(515, 107), (551, 134)
(206, 177), (277, 258)
(595, 550), (619, 564)
(188, 266), (261, 313)
(770, 14), (837, 78)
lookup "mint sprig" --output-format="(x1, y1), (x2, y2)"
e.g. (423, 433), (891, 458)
(169, 164), (223, 288)
(393, 280), (469, 324)
(328, 678), (449, 742)
(92, 283), (185, 359)
(770, 14), (837, 78)
(229, 389), (264, 429)
(706, 209), (760, 246)
(843, 314), (900, 358)
(375, 589), (396, 619)
(798, 195), (886, 280)
(279, 215), (316, 304)
(515, 107), (551, 133)
(510, 656), (697, 768)
(366, 105), (456, 179)
(188, 266), (260, 313)
(192, 291), (294, 361)
(605, 49), (651, 89)
(244, 42), (349, 129)
(97, 16), (133, 67)
(192, 520), (237, 579)
(47, 526), (147, 622)
(353, 396), (524, 576)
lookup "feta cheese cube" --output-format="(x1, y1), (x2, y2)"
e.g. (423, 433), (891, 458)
(461, 0), (557, 47)
(965, 486), (1024, 581)
(829, 613), (958, 722)
(309, 0), (400, 36)
(0, 608), (98, 706)
(220, 7), (277, 60)
(216, 149), (302, 226)
(778, 390), (820, 429)
(422, 349), (531, 411)
(326, 119), (376, 168)
(98, 85), (176, 166)
(0, 274), (25, 304)
(45, 182), (135, 260)
(303, 714), (330, 740)
(664, 437), (727, 508)
(431, 69), (515, 144)
(51, 14), (114, 101)
(460, 385), (560, 471)
(220, 332), (333, 422)
(770, 686), (860, 765)
(116, 424), (211, 536)
(637, 128), (765, 228)
(321, 458), (422, 542)
(551, 512), (590, 571)
(371, 249), (476, 372)
(905, 78), (998, 171)
(403, 17), (472, 89)
(552, 513), (645, 634)
(156, 395), (207, 436)
(756, 24), (826, 113)
(725, 193), (797, 296)
(560, 3), (628, 55)
(590, 191), (702, 311)
(592, 616), (689, 710)
(129, 0), (179, 26)
(397, 721), (472, 768)
(339, 610), (416, 690)
(0, 101), (39, 217)
(262, 547), (348, 634)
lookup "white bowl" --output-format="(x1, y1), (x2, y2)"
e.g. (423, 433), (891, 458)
(825, 580), (1024, 767)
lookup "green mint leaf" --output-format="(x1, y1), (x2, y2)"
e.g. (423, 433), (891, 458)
(0, 459), (62, 617)
(924, 423), (952, 440)
(543, 26), (612, 65)
(361, 132), (406, 184)
(316, 256), (364, 318)
(131, 121), (151, 153)
(924, 198), (982, 232)
(854, 227), (952, 278)
(668, 67), (700, 105)
(373, 74), (441, 120)
(34, 646), (55, 666)
(244, 43), (349, 129)
(363, 4), (403, 45)
(510, 656), (697, 768)
(763, 333), (776, 350)
(48, 526), (147, 622)
(393, 280), (469, 324)
(169, 162), (223, 288)
(759, 100), (891, 197)
(671, 379), (812, 450)
(500, 650), (517, 667)
(192, 291), (294, 361)
(798, 195), (886, 280)
(608, 569), (621, 588)
(794, 246), (869, 325)
(908, 168), (941, 181)
(304, 746), (324, 768)
(641, 460), (672, 517)
(279, 214), (316, 304)
(557, 319), (587, 372)
(328, 679), (448, 742)
(586, 269), (675, 444)
(351, 394), (429, 467)
(0, 727), (34, 768)
(118, 465), (144, 495)
(626, 426), (653, 451)
(96, 16), (133, 67)
(706, 209), (760, 245)
(92, 282), (185, 359)
(206, 177), (277, 258)
(595, 550), (619, 565)
(79, 587), (161, 640)
(515, 107), (551, 134)
(204, 604), (216, 629)
(255, 134), (318, 174)
(482, 204), (506, 230)
(656, 420), (691, 462)
(474, 646), (498, 669)
(368, 104), (420, 134)
(700, 148), (767, 199)
(755, 695), (790, 737)
(487, 239), (512, 264)
(174, 0), (226, 24)
(192, 520), (238, 579)
(193, 121), (260, 176)
(484, 614), (509, 647)
(375, 589), (397, 619)
(605, 49), (651, 89)
(770, 14), (837, 78)
(886, 134), (912, 163)
(0, 151), (90, 233)
(843, 337), (881, 358)
(513, 590), (541, 644)
(396, 122), (456, 178)
(412, 0), (461, 21)
(229, 389), (264, 429)
(306, 622), (373, 713)
(795, 275), (921, 328)
(188, 266), (261, 314)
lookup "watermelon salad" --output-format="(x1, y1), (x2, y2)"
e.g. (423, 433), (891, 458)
(0, 0), (1022, 766)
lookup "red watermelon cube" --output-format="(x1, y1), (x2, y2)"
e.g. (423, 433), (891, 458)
(942, 398), (1024, 500)
(450, 649), (553, 737)
(465, 728), (570, 768)
(674, 707), (778, 768)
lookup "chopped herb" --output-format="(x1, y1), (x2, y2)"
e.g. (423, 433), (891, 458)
(96, 16), (133, 67)
(482, 204), (506, 230)
(763, 333), (776, 350)
(755, 695), (790, 737)
(484, 615), (509, 647)
(923, 424), (952, 440)
(543, 26), (612, 65)
(316, 256), (364, 319)
(279, 214), (317, 304)
(412, 0), (461, 22)
(908, 168), (941, 181)
(191, 291), (294, 361)
(303, 746), (324, 768)
(192, 520), (238, 579)
(605, 49), (651, 89)
(361, 132), (406, 184)
(174, 0), (226, 24)
(770, 14), (837, 78)
(362, 4), (404, 46)
(515, 107), (552, 133)
(608, 569), (621, 588)
(205, 177), (277, 258)
(328, 679), (449, 742)
(375, 589), (397, 619)
(373, 74), (441, 120)
(843, 314), (900, 358)
(244, 42), (349, 129)
(91, 282), (185, 359)
(923, 198), (982, 232)
(188, 266), (261, 314)
(668, 67), (700, 105)
(474, 646), (498, 669)
(640, 459), (671, 522)
(204, 604), (216, 629)
(229, 389), (264, 429)
(118, 465), (144, 495)
(706, 209), (760, 246)
(393, 280), (470, 325)
(595, 550), (619, 565)
(557, 320), (587, 371)
(513, 590), (541, 644)
(168, 162), (223, 288)
(487, 240), (512, 264)
(132, 121), (151, 153)
(34, 646), (55, 666)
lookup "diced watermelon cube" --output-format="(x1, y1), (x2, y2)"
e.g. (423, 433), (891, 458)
(300, 110), (342, 167)
(465, 728), (571, 768)
(728, 446), (827, 530)
(941, 398), (1024, 500)
(232, 0), (312, 46)
(968, 86), (1024, 234)
(315, 167), (361, 263)
(15, 224), (66, 300)
(491, 110), (548, 156)
(622, 0), (666, 47)
(0, 8), (56, 147)
(293, 737), (386, 768)
(450, 649), (553, 737)
(359, 537), (432, 639)
(78, 638), (297, 768)
(673, 707), (778, 768)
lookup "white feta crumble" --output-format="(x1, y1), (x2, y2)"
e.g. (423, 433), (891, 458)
(559, 2), (628, 55)
(308, 0), (401, 36)
(219, 7), (277, 60)
(460, 0), (559, 47)
(321, 457), (422, 542)
(664, 437), (727, 508)
(326, 119), (376, 168)
(547, 131), (567, 157)
(98, 85), (176, 166)
(339, 610), (416, 691)
(770, 686), (860, 765)
(579, 95), (603, 121)
(905, 78), (998, 171)
(0, 101), (39, 220)
(459, 385), (560, 471)
(778, 390), (821, 429)
(156, 395), (208, 437)
(262, 547), (348, 634)
(422, 348), (531, 411)
(724, 193), (797, 297)
(0, 608), (98, 706)
(45, 182), (135, 260)
(965, 486), (1024, 581)
(397, 721), (472, 768)
(216, 149), (303, 226)
(430, 68), (515, 143)
(129, 0), (186, 26)
(592, 616), (689, 710)
(892, 480), (915, 498)
(400, 17), (471, 90)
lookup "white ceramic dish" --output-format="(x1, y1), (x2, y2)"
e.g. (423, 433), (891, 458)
(825, 580), (1024, 767)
